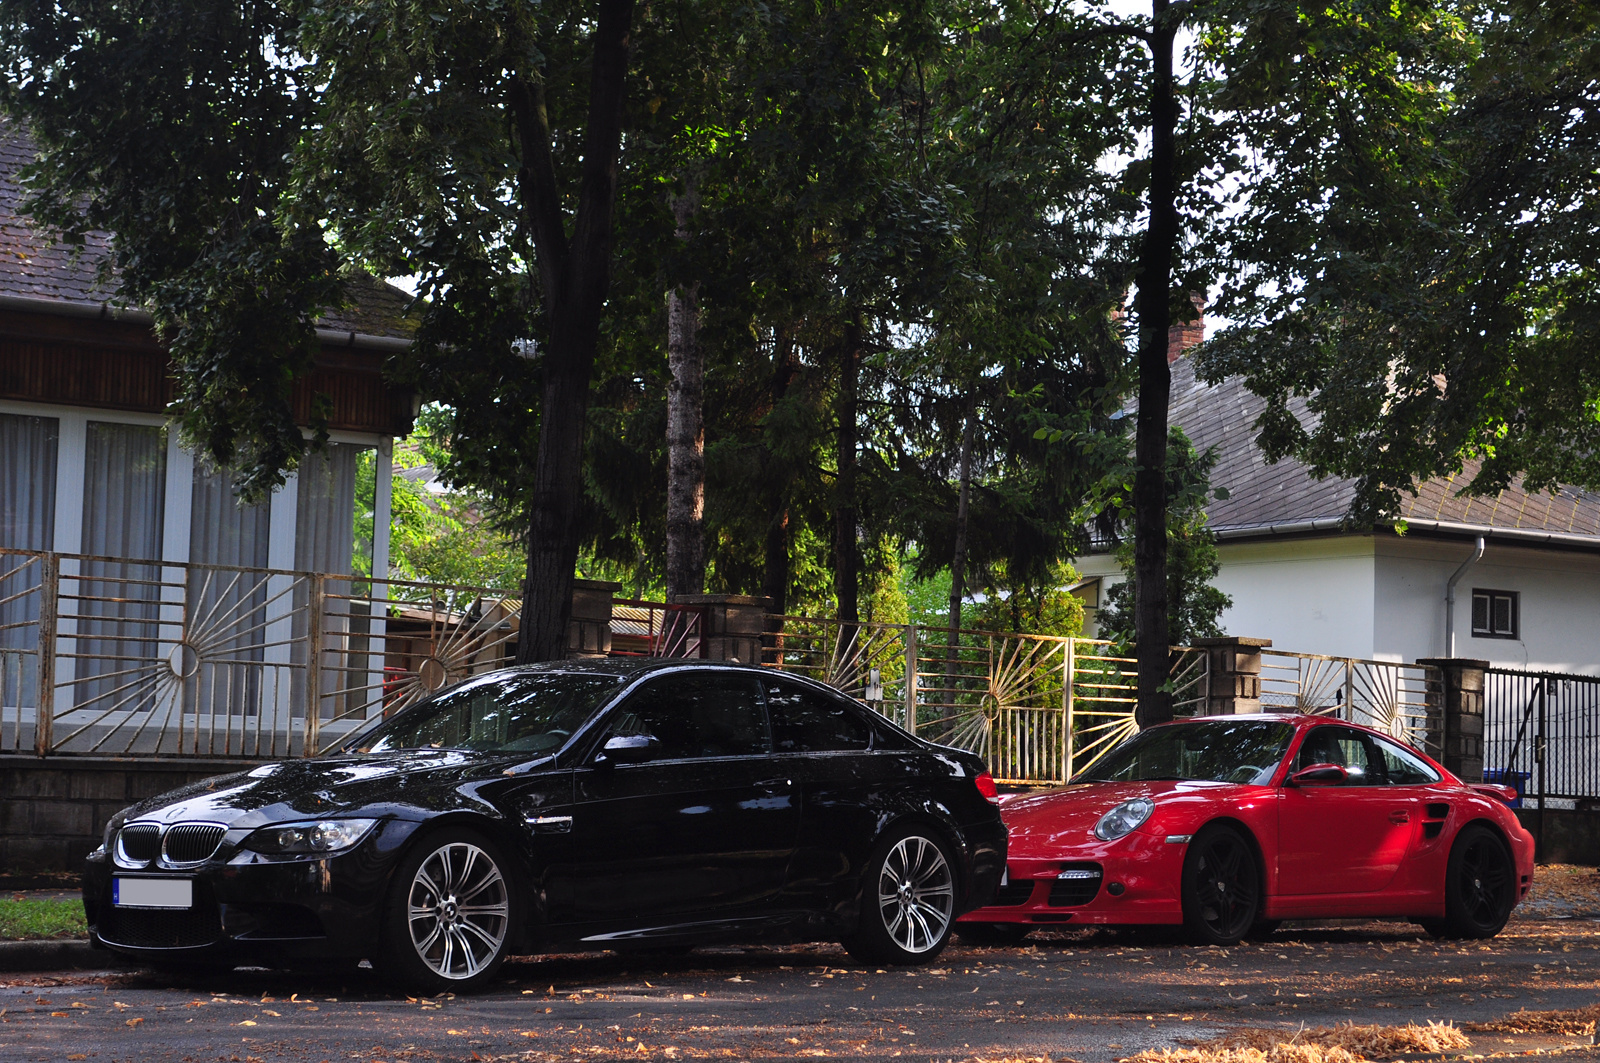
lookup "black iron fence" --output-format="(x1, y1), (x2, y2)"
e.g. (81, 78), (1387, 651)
(1483, 667), (1600, 808)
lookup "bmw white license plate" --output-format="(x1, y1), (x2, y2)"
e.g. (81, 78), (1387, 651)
(112, 877), (193, 909)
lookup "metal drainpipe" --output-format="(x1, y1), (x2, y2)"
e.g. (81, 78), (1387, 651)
(1444, 536), (1486, 657)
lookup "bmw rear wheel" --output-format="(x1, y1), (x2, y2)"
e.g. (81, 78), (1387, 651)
(844, 825), (957, 965)
(1181, 824), (1260, 946)
(1432, 824), (1515, 939)
(384, 829), (514, 991)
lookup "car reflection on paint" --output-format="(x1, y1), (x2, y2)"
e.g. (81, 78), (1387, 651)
(958, 715), (1534, 946)
(83, 659), (1006, 990)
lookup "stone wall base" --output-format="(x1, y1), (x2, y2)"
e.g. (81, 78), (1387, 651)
(0, 756), (252, 875)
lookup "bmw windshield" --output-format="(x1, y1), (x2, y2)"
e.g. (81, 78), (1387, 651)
(346, 672), (626, 755)
(1074, 719), (1295, 785)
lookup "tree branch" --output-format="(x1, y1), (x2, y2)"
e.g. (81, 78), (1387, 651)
(509, 73), (570, 305)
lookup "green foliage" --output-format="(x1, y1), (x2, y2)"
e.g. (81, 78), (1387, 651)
(1099, 430), (1232, 647)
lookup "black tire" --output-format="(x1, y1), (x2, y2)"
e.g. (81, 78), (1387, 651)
(1437, 824), (1516, 939)
(954, 922), (1032, 946)
(381, 827), (515, 993)
(1181, 824), (1260, 946)
(1246, 919), (1281, 940)
(843, 823), (958, 965)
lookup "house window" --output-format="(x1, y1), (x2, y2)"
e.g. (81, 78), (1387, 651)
(1471, 589), (1519, 640)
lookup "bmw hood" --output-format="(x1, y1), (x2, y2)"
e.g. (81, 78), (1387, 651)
(117, 751), (517, 829)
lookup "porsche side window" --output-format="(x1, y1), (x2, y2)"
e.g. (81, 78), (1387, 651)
(608, 673), (771, 759)
(764, 679), (872, 753)
(1296, 726), (1382, 786)
(1372, 736), (1441, 785)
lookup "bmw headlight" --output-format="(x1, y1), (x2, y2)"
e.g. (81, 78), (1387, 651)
(243, 819), (378, 855)
(1093, 798), (1154, 841)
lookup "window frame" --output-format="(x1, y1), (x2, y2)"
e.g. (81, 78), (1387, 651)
(600, 668), (773, 763)
(1470, 588), (1520, 640)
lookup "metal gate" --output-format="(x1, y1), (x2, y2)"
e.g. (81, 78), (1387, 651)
(1484, 668), (1600, 810)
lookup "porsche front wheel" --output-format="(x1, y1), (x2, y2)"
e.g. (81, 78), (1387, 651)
(1181, 825), (1260, 946)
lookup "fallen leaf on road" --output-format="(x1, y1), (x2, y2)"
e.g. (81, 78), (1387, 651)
(260, 1010), (280, 1017)
(237, 1021), (256, 1027)
(125, 1018), (144, 1027)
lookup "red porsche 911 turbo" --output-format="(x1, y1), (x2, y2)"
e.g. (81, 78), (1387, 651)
(957, 714), (1535, 946)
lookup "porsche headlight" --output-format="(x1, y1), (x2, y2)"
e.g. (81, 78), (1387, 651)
(1094, 798), (1154, 841)
(242, 819), (378, 855)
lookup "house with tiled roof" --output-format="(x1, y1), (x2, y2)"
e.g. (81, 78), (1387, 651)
(1075, 352), (1600, 675)
(0, 118), (418, 758)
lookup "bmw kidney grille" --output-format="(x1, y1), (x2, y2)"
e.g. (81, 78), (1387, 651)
(116, 822), (225, 868)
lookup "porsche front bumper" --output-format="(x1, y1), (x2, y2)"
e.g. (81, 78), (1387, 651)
(956, 828), (1188, 926)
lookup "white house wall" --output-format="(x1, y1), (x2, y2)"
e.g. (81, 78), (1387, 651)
(1375, 536), (1600, 675)
(1072, 537), (1379, 660)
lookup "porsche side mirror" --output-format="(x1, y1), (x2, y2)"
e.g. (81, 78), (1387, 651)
(1288, 763), (1349, 787)
(597, 734), (659, 766)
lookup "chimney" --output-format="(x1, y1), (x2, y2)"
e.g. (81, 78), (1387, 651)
(1167, 294), (1205, 364)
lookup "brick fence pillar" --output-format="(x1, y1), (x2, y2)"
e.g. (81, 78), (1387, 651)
(669, 595), (771, 663)
(1416, 657), (1488, 783)
(566, 579), (621, 658)
(1193, 636), (1272, 714)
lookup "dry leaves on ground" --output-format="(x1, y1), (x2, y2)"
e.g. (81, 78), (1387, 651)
(1128, 1022), (1472, 1063)
(1465, 1005), (1600, 1037)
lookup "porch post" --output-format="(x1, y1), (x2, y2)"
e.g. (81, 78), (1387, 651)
(669, 594), (769, 663)
(1416, 657), (1488, 783)
(35, 553), (58, 757)
(1193, 636), (1271, 715)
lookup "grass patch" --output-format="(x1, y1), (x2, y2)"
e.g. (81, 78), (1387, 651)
(0, 898), (87, 940)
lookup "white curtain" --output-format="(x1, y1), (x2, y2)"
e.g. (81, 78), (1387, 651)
(77, 422), (167, 712)
(0, 413), (58, 712)
(188, 461), (272, 716)
(293, 443), (366, 720)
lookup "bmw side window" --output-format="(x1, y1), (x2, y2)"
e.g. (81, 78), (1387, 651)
(608, 673), (771, 759)
(1373, 736), (1441, 785)
(764, 679), (872, 753)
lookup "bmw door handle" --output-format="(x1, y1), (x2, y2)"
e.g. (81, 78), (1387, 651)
(1388, 809), (1410, 824)
(755, 779), (793, 795)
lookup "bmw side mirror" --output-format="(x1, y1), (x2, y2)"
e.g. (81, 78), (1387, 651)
(598, 734), (658, 766)
(1288, 763), (1349, 787)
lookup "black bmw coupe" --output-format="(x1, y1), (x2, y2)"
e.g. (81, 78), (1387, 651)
(83, 659), (1007, 990)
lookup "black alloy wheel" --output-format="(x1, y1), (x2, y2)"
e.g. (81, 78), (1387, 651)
(1181, 824), (1260, 946)
(382, 828), (515, 992)
(843, 823), (958, 965)
(1431, 824), (1515, 939)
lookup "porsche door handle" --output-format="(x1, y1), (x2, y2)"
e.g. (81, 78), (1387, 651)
(1388, 810), (1411, 824)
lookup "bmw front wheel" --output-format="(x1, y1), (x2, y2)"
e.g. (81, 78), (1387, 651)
(383, 829), (514, 992)
(844, 824), (957, 965)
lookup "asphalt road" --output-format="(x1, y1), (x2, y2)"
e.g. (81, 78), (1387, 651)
(2, 906), (1597, 1063)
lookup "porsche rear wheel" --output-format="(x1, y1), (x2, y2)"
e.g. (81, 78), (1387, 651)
(1434, 824), (1516, 939)
(1181, 825), (1260, 946)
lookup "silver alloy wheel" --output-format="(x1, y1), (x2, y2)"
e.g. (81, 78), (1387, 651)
(876, 835), (954, 954)
(406, 842), (510, 980)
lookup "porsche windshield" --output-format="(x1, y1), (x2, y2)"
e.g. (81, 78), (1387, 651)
(1075, 719), (1295, 785)
(350, 672), (626, 755)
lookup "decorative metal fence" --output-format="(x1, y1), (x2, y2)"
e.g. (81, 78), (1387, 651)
(1258, 649), (1440, 759)
(1483, 668), (1600, 807)
(756, 616), (1209, 785)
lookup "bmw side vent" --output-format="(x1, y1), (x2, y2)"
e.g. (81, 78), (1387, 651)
(115, 823), (161, 867)
(162, 824), (227, 866)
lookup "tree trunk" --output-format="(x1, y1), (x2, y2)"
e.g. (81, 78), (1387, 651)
(1132, 0), (1180, 726)
(665, 187), (704, 600)
(947, 393), (978, 638)
(761, 327), (799, 615)
(507, 0), (636, 663)
(833, 320), (862, 627)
